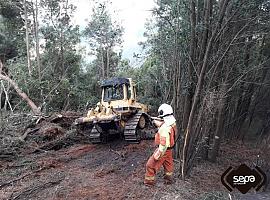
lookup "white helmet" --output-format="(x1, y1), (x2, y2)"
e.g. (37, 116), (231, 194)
(158, 103), (176, 126)
(158, 103), (173, 118)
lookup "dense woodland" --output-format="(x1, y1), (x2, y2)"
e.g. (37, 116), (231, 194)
(0, 0), (270, 179)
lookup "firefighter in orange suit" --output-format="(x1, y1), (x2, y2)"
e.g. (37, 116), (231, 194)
(144, 103), (177, 186)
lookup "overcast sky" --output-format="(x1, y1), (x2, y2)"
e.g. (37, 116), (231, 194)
(71, 0), (155, 64)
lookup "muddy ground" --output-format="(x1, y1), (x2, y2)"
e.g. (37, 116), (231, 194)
(0, 113), (269, 200)
(0, 139), (269, 200)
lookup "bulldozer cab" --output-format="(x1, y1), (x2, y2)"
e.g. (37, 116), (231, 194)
(103, 85), (125, 101)
(101, 78), (136, 103)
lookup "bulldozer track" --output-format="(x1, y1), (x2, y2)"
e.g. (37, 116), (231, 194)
(124, 112), (144, 143)
(79, 112), (154, 144)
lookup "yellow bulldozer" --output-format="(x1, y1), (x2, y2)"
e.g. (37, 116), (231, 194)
(75, 77), (155, 143)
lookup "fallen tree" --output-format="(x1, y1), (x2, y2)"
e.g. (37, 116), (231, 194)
(0, 60), (41, 115)
(0, 111), (84, 161)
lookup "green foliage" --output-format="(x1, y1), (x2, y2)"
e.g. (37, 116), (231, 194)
(83, 0), (123, 79)
(2, 0), (267, 125)
(0, 0), (25, 61)
(83, 0), (123, 49)
(77, 65), (101, 108)
(138, 58), (160, 105)
(113, 59), (137, 78)
(0, 0), (88, 112)
(32, 0), (82, 111)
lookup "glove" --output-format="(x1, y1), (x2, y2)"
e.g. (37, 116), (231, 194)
(153, 120), (163, 128)
(153, 149), (162, 161)
(74, 118), (84, 125)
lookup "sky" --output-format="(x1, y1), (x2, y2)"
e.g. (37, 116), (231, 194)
(70, 0), (156, 65)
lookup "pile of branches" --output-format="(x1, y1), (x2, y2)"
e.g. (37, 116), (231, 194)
(0, 111), (89, 161)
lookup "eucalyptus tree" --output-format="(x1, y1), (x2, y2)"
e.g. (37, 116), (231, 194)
(0, 0), (26, 111)
(143, 0), (190, 159)
(143, 0), (270, 178)
(83, 0), (123, 79)
(0, 0), (25, 63)
(37, 0), (81, 110)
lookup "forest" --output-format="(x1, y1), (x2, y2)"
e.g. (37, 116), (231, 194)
(0, 0), (270, 199)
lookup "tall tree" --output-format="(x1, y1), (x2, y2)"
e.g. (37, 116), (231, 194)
(143, 0), (270, 178)
(32, 0), (41, 82)
(23, 0), (32, 76)
(34, 0), (82, 110)
(84, 1), (123, 79)
(0, 0), (25, 63)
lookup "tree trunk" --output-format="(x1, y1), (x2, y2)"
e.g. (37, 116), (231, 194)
(60, 28), (65, 76)
(209, 84), (227, 162)
(24, 0), (32, 76)
(101, 48), (105, 79)
(106, 47), (110, 78)
(0, 74), (40, 115)
(1, 81), (13, 112)
(198, 0), (212, 73)
(32, 0), (41, 82)
(182, 0), (196, 131)
(181, 32), (213, 179)
(0, 60), (40, 115)
(0, 81), (2, 109)
(182, 0), (230, 179)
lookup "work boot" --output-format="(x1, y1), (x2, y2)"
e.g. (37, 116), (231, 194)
(164, 174), (173, 184)
(144, 179), (155, 186)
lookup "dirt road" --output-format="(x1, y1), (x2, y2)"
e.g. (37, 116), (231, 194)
(0, 140), (269, 199)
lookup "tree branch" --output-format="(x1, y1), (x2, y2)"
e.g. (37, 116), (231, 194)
(0, 61), (41, 115)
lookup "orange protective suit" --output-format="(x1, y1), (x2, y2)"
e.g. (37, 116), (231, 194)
(144, 122), (176, 185)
